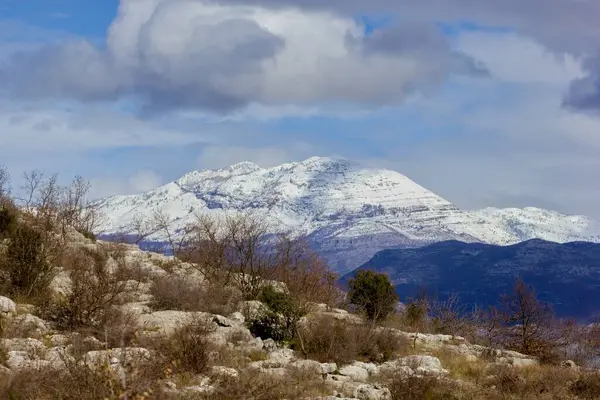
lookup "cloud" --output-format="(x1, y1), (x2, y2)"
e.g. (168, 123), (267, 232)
(210, 0), (600, 113)
(456, 32), (583, 85)
(0, 104), (214, 152)
(564, 54), (600, 113)
(89, 170), (163, 199)
(0, 0), (484, 114)
(212, 0), (600, 53)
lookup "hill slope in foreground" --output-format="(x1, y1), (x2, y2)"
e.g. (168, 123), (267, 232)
(96, 157), (600, 274)
(342, 239), (600, 320)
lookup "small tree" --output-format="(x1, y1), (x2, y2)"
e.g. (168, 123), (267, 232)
(348, 270), (398, 322)
(429, 293), (471, 339)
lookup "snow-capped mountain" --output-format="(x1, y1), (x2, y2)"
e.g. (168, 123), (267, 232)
(468, 207), (600, 244)
(95, 157), (600, 274)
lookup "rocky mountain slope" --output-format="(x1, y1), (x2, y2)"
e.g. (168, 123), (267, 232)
(95, 157), (600, 274)
(469, 207), (600, 244)
(342, 239), (600, 320)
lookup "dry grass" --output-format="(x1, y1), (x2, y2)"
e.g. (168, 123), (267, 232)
(433, 348), (489, 384)
(384, 373), (465, 400)
(201, 365), (330, 400)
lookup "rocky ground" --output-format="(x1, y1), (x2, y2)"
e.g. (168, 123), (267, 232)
(0, 230), (593, 399)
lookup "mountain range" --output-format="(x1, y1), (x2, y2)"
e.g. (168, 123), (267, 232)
(341, 239), (600, 320)
(95, 157), (600, 274)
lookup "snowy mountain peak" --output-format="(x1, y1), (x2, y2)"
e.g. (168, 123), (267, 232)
(96, 157), (600, 273)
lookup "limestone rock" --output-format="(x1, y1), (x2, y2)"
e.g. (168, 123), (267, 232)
(8, 314), (51, 337)
(83, 347), (152, 371)
(339, 364), (370, 382)
(238, 300), (269, 322)
(382, 355), (446, 376)
(354, 383), (391, 400)
(48, 270), (72, 297)
(0, 296), (16, 314)
(211, 365), (239, 380)
(228, 311), (245, 325)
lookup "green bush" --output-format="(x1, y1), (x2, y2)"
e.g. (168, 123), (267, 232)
(0, 201), (18, 238)
(0, 223), (55, 299)
(248, 285), (305, 343)
(249, 313), (291, 342)
(348, 270), (398, 322)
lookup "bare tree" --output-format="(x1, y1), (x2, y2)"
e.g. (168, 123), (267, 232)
(128, 213), (160, 244)
(182, 213), (234, 281)
(19, 170), (44, 211)
(499, 278), (556, 357)
(0, 165), (10, 198)
(153, 208), (192, 257)
(57, 176), (104, 236)
(473, 305), (504, 348)
(272, 236), (341, 310)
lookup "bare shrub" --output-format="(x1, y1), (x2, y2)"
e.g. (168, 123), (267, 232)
(295, 315), (408, 365)
(271, 237), (343, 310)
(149, 273), (241, 315)
(182, 213), (341, 309)
(43, 247), (127, 331)
(57, 175), (105, 238)
(146, 316), (216, 375)
(184, 213), (285, 299)
(430, 294), (474, 339)
(150, 275), (205, 311)
(474, 305), (505, 348)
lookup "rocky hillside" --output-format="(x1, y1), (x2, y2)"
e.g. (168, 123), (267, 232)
(95, 157), (600, 274)
(1, 223), (599, 399)
(342, 239), (600, 320)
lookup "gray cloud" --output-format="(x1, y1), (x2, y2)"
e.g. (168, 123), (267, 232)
(213, 0), (600, 112)
(1, 18), (284, 113)
(0, 0), (487, 114)
(214, 0), (600, 53)
(564, 54), (600, 113)
(351, 23), (488, 77)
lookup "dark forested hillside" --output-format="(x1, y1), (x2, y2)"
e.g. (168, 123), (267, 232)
(342, 239), (600, 320)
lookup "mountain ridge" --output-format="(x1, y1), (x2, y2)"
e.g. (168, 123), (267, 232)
(95, 157), (600, 273)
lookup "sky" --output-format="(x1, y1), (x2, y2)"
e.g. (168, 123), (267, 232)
(1, 0), (600, 217)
